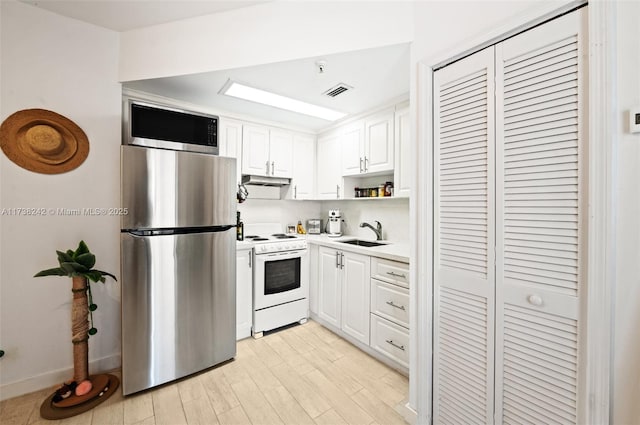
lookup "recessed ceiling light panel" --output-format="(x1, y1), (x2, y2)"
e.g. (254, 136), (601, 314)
(220, 80), (347, 121)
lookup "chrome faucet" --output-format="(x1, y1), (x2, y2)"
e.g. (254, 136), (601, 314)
(360, 221), (383, 240)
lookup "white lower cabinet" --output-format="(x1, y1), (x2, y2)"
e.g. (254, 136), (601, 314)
(317, 246), (342, 328)
(341, 251), (371, 345)
(313, 244), (410, 370)
(370, 279), (409, 328)
(236, 247), (253, 340)
(317, 246), (370, 345)
(370, 314), (409, 368)
(369, 258), (409, 369)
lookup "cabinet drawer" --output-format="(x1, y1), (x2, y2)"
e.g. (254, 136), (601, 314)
(371, 279), (409, 328)
(370, 314), (409, 368)
(371, 257), (409, 288)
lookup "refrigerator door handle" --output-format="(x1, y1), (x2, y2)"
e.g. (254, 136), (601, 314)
(123, 225), (235, 237)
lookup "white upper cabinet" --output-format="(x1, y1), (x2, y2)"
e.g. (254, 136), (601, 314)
(269, 129), (294, 178)
(364, 108), (395, 174)
(394, 106), (410, 197)
(341, 122), (365, 176)
(316, 131), (343, 199)
(219, 118), (243, 185)
(241, 124), (293, 178)
(242, 124), (271, 176)
(290, 133), (316, 199)
(339, 108), (395, 176)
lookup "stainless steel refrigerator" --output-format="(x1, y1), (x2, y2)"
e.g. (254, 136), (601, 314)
(120, 145), (236, 395)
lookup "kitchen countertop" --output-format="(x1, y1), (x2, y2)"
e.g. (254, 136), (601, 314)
(236, 240), (254, 250)
(304, 234), (410, 263)
(236, 235), (410, 264)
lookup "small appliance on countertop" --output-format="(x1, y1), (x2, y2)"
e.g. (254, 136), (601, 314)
(307, 219), (322, 235)
(327, 209), (342, 237)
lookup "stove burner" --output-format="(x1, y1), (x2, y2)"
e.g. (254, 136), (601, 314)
(271, 233), (286, 237)
(252, 237), (269, 241)
(275, 235), (296, 239)
(245, 235), (261, 239)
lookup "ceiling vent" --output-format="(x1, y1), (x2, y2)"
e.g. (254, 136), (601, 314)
(323, 83), (353, 98)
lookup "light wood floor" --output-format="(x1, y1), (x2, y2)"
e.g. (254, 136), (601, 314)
(1, 320), (409, 425)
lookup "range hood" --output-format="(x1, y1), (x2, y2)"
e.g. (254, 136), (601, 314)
(242, 174), (291, 186)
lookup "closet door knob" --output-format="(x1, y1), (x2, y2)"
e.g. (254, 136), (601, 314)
(527, 294), (543, 306)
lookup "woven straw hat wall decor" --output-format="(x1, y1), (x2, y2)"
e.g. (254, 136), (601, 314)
(0, 109), (90, 174)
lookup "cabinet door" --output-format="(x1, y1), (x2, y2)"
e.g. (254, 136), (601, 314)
(316, 132), (343, 199)
(317, 246), (342, 328)
(433, 47), (496, 425)
(394, 106), (411, 197)
(291, 133), (316, 199)
(341, 122), (365, 176)
(309, 244), (319, 314)
(341, 251), (371, 345)
(236, 248), (253, 340)
(270, 129), (294, 178)
(219, 118), (243, 185)
(242, 124), (270, 176)
(494, 10), (586, 424)
(364, 109), (394, 173)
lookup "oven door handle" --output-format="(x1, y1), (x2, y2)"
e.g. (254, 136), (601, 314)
(256, 249), (308, 262)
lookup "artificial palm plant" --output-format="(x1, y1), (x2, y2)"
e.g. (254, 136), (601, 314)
(35, 240), (116, 384)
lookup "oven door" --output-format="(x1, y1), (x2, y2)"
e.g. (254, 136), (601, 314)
(254, 249), (309, 310)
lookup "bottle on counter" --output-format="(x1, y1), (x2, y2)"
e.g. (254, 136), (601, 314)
(237, 211), (244, 241)
(384, 181), (394, 197)
(296, 220), (306, 234)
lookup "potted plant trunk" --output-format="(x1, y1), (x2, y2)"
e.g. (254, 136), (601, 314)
(34, 240), (119, 419)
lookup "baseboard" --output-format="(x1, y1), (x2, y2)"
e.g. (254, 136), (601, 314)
(0, 353), (121, 401)
(395, 400), (418, 425)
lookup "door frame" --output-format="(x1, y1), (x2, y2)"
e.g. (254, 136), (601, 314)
(410, 1), (617, 424)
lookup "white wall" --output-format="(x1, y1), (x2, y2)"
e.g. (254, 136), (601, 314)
(320, 198), (409, 242)
(119, 1), (413, 82)
(411, 1), (566, 64)
(238, 199), (322, 233)
(237, 197), (410, 243)
(613, 1), (640, 423)
(0, 1), (121, 399)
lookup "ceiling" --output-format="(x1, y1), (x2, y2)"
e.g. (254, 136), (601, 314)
(20, 0), (269, 32)
(124, 43), (410, 132)
(20, 0), (410, 132)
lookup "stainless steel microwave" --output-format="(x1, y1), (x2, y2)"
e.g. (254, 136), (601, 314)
(123, 98), (219, 154)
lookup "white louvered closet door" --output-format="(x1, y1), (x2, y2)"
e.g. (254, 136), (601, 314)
(495, 9), (587, 425)
(433, 47), (496, 425)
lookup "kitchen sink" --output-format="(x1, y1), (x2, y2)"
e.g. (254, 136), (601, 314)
(339, 239), (387, 247)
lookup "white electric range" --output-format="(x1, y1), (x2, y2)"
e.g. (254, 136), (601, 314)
(243, 224), (309, 338)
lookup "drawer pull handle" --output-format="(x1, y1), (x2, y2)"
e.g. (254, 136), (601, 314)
(386, 271), (406, 279)
(385, 339), (405, 351)
(386, 301), (406, 311)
